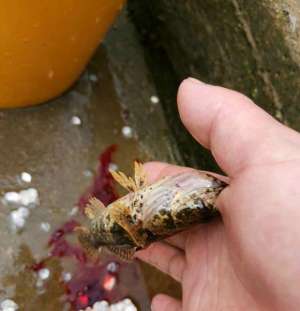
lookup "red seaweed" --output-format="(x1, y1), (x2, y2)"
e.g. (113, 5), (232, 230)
(64, 263), (120, 310)
(78, 144), (118, 211)
(31, 146), (122, 310)
(48, 219), (80, 247)
(30, 260), (46, 272)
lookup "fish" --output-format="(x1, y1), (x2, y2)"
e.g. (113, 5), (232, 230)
(76, 162), (227, 261)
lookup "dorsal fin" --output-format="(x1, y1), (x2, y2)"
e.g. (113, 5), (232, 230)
(110, 161), (147, 192)
(134, 161), (147, 189)
(110, 170), (137, 192)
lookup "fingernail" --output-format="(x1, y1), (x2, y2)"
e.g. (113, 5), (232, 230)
(186, 77), (206, 85)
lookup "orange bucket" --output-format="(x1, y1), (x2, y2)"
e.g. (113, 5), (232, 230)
(0, 1), (125, 108)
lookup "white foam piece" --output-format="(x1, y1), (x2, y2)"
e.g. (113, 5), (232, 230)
(62, 272), (72, 282)
(38, 268), (50, 280)
(93, 301), (109, 311)
(150, 95), (160, 104)
(40, 222), (51, 232)
(3, 192), (20, 204)
(0, 299), (18, 311)
(10, 207), (30, 229)
(71, 116), (82, 125)
(121, 126), (133, 139)
(20, 172), (32, 183)
(19, 188), (39, 206)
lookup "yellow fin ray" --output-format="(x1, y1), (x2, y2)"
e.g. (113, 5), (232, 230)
(84, 197), (105, 220)
(110, 162), (147, 192)
(134, 161), (147, 189)
(110, 170), (137, 192)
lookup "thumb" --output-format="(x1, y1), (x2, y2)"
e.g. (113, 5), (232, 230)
(151, 294), (181, 311)
(178, 78), (300, 176)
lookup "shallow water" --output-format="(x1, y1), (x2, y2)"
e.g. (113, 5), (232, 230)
(0, 46), (150, 310)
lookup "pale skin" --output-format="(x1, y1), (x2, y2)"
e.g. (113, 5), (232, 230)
(135, 78), (300, 311)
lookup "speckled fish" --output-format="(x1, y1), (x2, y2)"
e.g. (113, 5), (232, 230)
(77, 162), (227, 260)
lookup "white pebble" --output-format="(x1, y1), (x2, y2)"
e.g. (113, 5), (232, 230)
(0, 299), (18, 311)
(121, 126), (133, 139)
(150, 95), (160, 104)
(93, 301), (109, 311)
(81, 299), (137, 311)
(71, 116), (82, 125)
(3, 192), (20, 204)
(110, 299), (137, 311)
(89, 74), (98, 82)
(20, 172), (32, 183)
(10, 211), (25, 229)
(19, 188), (39, 206)
(123, 305), (137, 311)
(18, 207), (30, 218)
(38, 268), (50, 280)
(40, 222), (51, 232)
(10, 207), (30, 229)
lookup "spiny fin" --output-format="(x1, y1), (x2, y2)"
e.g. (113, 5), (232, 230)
(110, 170), (137, 192)
(134, 161), (147, 189)
(85, 197), (105, 220)
(110, 162), (147, 192)
(75, 226), (99, 259)
(110, 202), (145, 248)
(106, 246), (136, 261)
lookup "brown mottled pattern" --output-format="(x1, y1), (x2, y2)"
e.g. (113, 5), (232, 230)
(80, 172), (226, 258)
(137, 172), (222, 221)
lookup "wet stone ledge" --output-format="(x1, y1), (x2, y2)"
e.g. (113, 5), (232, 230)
(128, 0), (300, 168)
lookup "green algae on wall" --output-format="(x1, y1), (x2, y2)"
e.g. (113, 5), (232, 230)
(129, 0), (300, 133)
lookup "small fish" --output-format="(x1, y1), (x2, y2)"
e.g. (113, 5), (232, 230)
(76, 162), (227, 261)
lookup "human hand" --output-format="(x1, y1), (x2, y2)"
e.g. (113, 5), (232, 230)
(136, 78), (300, 311)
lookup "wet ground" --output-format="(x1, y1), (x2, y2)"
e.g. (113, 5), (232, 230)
(0, 46), (148, 310)
(0, 10), (181, 311)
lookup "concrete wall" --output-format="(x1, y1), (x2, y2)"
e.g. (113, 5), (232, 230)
(129, 0), (300, 169)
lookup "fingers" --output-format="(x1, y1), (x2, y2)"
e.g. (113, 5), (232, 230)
(135, 241), (186, 282)
(151, 294), (181, 311)
(165, 231), (189, 250)
(178, 78), (300, 176)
